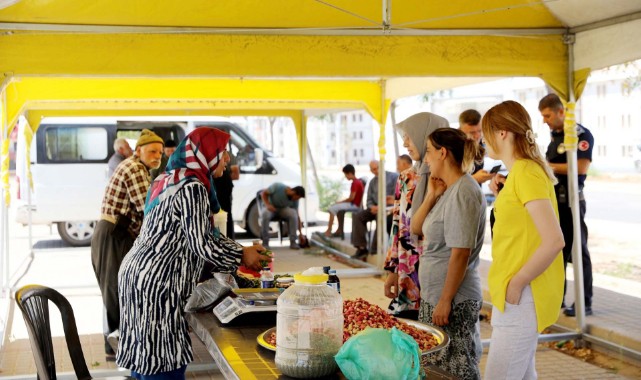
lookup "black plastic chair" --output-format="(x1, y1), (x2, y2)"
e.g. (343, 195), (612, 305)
(15, 284), (132, 380)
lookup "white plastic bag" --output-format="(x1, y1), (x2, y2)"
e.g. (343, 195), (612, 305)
(185, 274), (238, 312)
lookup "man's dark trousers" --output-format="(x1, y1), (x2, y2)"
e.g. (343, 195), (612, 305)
(559, 199), (593, 307)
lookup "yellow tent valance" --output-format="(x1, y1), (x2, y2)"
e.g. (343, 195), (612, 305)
(1, 33), (568, 93)
(4, 77), (386, 128)
(548, 68), (592, 103)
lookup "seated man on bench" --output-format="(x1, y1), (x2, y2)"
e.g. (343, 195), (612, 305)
(324, 164), (364, 238)
(352, 160), (398, 258)
(259, 183), (305, 249)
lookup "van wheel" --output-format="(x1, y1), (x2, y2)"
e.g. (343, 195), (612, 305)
(57, 221), (96, 247)
(246, 202), (290, 239)
(246, 202), (261, 238)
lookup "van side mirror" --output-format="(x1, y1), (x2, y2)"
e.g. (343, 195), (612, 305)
(254, 148), (264, 169)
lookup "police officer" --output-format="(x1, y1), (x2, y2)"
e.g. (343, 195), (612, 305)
(539, 93), (594, 317)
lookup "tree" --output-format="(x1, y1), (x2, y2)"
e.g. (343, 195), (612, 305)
(623, 60), (641, 92)
(316, 176), (343, 212)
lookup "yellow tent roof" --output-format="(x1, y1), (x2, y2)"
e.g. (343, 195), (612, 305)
(2, 0), (640, 122)
(0, 1), (563, 29)
(1, 0), (641, 165)
(2, 0), (640, 202)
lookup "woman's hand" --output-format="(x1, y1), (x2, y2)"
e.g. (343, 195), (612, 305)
(384, 272), (399, 299)
(505, 280), (524, 305)
(503, 199), (565, 307)
(241, 246), (269, 272)
(427, 176), (447, 199)
(489, 174), (506, 196)
(432, 299), (452, 326)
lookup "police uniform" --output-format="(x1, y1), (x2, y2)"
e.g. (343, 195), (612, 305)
(546, 124), (594, 309)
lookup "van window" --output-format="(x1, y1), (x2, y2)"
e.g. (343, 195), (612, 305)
(195, 123), (276, 175)
(228, 128), (265, 173)
(45, 127), (108, 161)
(116, 125), (184, 149)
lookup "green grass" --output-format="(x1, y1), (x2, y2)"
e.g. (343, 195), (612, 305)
(602, 262), (634, 278)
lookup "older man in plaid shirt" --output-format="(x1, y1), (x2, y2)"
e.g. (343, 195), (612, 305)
(91, 129), (164, 360)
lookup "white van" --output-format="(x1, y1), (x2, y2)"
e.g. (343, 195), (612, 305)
(190, 120), (319, 239)
(16, 117), (318, 246)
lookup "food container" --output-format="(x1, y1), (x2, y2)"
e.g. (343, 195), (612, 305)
(275, 269), (343, 378)
(275, 277), (294, 290)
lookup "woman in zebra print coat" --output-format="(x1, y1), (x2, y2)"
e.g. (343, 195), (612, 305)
(116, 128), (266, 379)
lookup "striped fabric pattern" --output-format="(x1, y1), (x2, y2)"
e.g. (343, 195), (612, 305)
(116, 181), (243, 374)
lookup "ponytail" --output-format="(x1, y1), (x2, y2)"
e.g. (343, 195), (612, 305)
(462, 138), (481, 174)
(482, 100), (557, 184)
(429, 128), (481, 174)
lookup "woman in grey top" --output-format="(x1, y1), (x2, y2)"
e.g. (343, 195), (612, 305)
(411, 128), (485, 380)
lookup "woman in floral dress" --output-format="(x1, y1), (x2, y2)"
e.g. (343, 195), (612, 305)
(384, 112), (449, 319)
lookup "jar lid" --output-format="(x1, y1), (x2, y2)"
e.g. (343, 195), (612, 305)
(276, 276), (294, 283)
(294, 273), (328, 284)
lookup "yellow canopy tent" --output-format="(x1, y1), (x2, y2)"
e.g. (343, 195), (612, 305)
(2, 0), (640, 192)
(1, 0), (641, 342)
(0, 32), (569, 206)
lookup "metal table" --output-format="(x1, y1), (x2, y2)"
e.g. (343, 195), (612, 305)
(187, 311), (456, 380)
(186, 311), (284, 379)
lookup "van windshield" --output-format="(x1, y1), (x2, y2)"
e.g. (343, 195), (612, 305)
(195, 123), (273, 174)
(229, 127), (270, 155)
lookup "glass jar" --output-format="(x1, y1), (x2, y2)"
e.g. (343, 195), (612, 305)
(275, 272), (343, 378)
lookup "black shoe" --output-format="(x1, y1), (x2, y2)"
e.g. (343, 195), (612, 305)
(563, 304), (592, 317)
(351, 247), (368, 259)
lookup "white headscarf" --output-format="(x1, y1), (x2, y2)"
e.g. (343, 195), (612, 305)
(395, 112), (450, 217)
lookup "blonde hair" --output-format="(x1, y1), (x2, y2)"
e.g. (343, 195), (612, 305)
(482, 100), (556, 183)
(428, 128), (482, 174)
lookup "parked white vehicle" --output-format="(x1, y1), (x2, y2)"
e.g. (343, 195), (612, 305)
(15, 117), (319, 246)
(189, 120), (319, 239)
(480, 157), (507, 205)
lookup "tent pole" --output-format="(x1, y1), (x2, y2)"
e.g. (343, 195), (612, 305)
(300, 112), (309, 237)
(21, 116), (35, 258)
(305, 138), (320, 228)
(0, 88), (7, 292)
(0, 21), (568, 36)
(376, 81), (387, 269)
(390, 101), (399, 159)
(382, 0), (391, 30)
(564, 33), (587, 335)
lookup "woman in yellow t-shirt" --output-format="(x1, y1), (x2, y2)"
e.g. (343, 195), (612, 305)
(482, 101), (565, 379)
